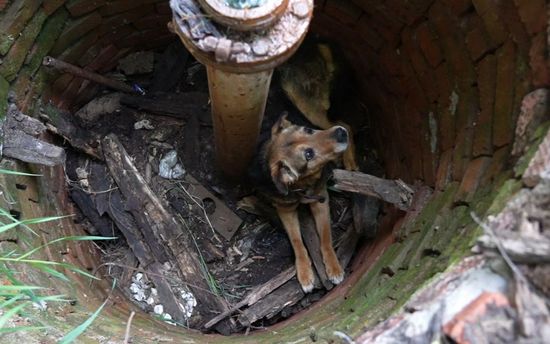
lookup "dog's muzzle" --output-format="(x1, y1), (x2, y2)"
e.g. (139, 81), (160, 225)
(332, 126), (348, 144)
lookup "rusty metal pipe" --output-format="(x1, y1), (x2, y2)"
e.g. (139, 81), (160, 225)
(170, 0), (313, 179)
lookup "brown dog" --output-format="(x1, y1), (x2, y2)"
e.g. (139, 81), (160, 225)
(250, 114), (348, 292)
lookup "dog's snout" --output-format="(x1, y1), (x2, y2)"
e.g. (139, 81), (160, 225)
(332, 127), (348, 143)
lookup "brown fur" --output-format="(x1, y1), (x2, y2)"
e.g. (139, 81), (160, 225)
(260, 114), (348, 292)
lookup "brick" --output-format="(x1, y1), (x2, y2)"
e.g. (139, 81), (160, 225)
(116, 27), (169, 49)
(529, 32), (550, 88)
(421, 111), (437, 186)
(0, 1), (42, 55)
(434, 63), (456, 151)
(12, 67), (32, 109)
(472, 54), (496, 157)
(25, 8), (69, 75)
(356, 4), (403, 47)
(514, 0), (547, 35)
(416, 21), (443, 68)
(324, 0), (362, 26)
(50, 11), (102, 56)
(97, 4), (155, 36)
(0, 0), (8, 11)
(0, 75), (8, 119)
(436, 149), (453, 191)
(496, 0), (530, 55)
(356, 15), (384, 51)
(43, 0), (66, 15)
(481, 145), (511, 185)
(493, 41), (516, 147)
(472, 0), (508, 45)
(43, 73), (74, 109)
(463, 14), (494, 61)
(444, 0), (473, 15)
(57, 30), (100, 65)
(429, 2), (476, 87)
(133, 14), (170, 30)
(65, 0), (103, 17)
(0, 9), (47, 82)
(455, 156), (492, 202)
(97, 23), (134, 47)
(99, 0), (161, 16)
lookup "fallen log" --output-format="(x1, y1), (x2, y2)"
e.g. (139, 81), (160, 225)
(101, 134), (231, 330)
(300, 211), (333, 290)
(332, 169), (414, 211)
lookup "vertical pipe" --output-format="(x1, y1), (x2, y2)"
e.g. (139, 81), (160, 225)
(207, 67), (273, 179)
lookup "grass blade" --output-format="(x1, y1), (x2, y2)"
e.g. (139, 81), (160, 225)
(0, 169), (42, 177)
(0, 285), (44, 291)
(58, 280), (116, 344)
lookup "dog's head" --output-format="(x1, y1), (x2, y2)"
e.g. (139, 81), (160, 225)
(267, 114), (348, 195)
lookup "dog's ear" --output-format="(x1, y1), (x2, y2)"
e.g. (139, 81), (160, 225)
(271, 160), (296, 195)
(271, 112), (291, 136)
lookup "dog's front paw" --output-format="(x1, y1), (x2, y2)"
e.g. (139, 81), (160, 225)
(326, 260), (345, 285)
(297, 260), (315, 293)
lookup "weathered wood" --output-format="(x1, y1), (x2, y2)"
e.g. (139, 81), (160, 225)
(85, 161), (186, 322)
(101, 134), (230, 327)
(41, 108), (103, 160)
(332, 169), (414, 210)
(299, 211), (332, 290)
(2, 104), (65, 166)
(336, 224), (361, 269)
(183, 175), (242, 240)
(120, 92), (211, 124)
(352, 193), (380, 238)
(204, 267), (295, 329)
(238, 280), (306, 326)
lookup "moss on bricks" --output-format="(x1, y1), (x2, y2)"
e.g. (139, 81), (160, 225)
(0, 10), (47, 82)
(0, 1), (42, 55)
(26, 7), (69, 76)
(0, 75), (8, 119)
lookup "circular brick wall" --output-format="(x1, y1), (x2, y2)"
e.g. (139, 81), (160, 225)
(0, 1), (548, 343)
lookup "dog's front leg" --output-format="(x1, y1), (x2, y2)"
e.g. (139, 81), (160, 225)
(310, 190), (344, 284)
(276, 205), (315, 293)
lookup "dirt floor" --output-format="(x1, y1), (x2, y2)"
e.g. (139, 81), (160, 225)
(60, 41), (377, 333)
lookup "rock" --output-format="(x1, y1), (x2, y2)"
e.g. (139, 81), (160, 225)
(118, 51), (155, 75)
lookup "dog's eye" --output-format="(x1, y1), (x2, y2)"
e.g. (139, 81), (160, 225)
(303, 127), (314, 135)
(304, 148), (315, 161)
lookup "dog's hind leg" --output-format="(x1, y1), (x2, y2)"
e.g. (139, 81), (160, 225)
(276, 205), (315, 293)
(310, 190), (344, 285)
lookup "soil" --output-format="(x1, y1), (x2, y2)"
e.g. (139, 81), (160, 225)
(62, 42), (375, 333)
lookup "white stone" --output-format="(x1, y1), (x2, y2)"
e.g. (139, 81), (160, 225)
(154, 304), (164, 315)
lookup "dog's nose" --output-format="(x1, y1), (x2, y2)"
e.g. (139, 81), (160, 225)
(332, 127), (348, 143)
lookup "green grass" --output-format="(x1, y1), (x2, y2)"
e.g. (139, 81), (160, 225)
(0, 168), (116, 342)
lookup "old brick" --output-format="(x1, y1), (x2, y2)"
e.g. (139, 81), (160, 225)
(463, 14), (494, 61)
(98, 4), (155, 36)
(529, 32), (550, 88)
(472, 0), (508, 46)
(0, 75), (9, 119)
(472, 54), (496, 157)
(43, 0), (66, 15)
(0, 10), (47, 82)
(99, 0), (161, 16)
(496, 0), (530, 55)
(356, 15), (384, 51)
(57, 30), (100, 65)
(434, 63), (456, 152)
(429, 2), (476, 87)
(0, 0), (8, 11)
(133, 14), (171, 30)
(416, 21), (443, 68)
(444, 0), (473, 15)
(324, 0), (362, 25)
(455, 156), (492, 202)
(436, 149), (453, 191)
(65, 0), (103, 17)
(79, 43), (116, 69)
(50, 11), (102, 56)
(97, 24), (134, 47)
(25, 8), (68, 75)
(481, 145), (511, 185)
(356, 4), (403, 47)
(116, 28), (169, 49)
(43, 73), (74, 109)
(493, 41), (516, 147)
(514, 0), (547, 35)
(0, 1), (42, 55)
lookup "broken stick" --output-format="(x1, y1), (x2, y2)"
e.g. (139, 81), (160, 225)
(332, 169), (414, 211)
(43, 56), (139, 94)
